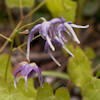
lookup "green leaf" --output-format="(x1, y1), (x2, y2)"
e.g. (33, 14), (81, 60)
(84, 46), (95, 59)
(83, 78), (100, 100)
(46, 0), (77, 22)
(17, 79), (37, 98)
(0, 87), (32, 100)
(67, 47), (93, 90)
(0, 53), (13, 84)
(5, 0), (35, 8)
(0, 76), (8, 91)
(74, 47), (85, 60)
(37, 83), (70, 100)
(0, 76), (32, 100)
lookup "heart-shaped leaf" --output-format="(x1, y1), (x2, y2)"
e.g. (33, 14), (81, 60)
(67, 47), (93, 90)
(83, 78), (100, 100)
(36, 82), (70, 100)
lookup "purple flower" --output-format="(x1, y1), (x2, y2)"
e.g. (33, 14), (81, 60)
(27, 16), (89, 66)
(14, 61), (43, 91)
(27, 17), (66, 60)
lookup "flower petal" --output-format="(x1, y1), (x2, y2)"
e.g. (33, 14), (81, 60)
(25, 75), (28, 92)
(48, 50), (61, 66)
(27, 24), (40, 60)
(64, 22), (80, 44)
(50, 17), (65, 24)
(31, 66), (43, 88)
(52, 36), (62, 46)
(14, 66), (24, 88)
(39, 22), (50, 39)
(70, 24), (89, 28)
(58, 32), (74, 57)
(46, 35), (55, 51)
(44, 41), (49, 53)
(21, 64), (33, 76)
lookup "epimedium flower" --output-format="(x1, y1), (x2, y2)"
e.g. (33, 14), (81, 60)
(56, 21), (89, 56)
(27, 17), (66, 60)
(14, 61), (43, 91)
(27, 16), (89, 66)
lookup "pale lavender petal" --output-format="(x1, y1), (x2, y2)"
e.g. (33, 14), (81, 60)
(25, 76), (28, 92)
(50, 17), (65, 24)
(14, 66), (24, 89)
(64, 22), (80, 44)
(39, 21), (50, 39)
(57, 24), (71, 36)
(14, 66), (24, 76)
(57, 24), (65, 30)
(46, 35), (55, 51)
(14, 79), (17, 89)
(52, 36), (62, 46)
(57, 30), (67, 43)
(44, 41), (49, 53)
(31, 67), (43, 87)
(48, 50), (61, 66)
(21, 64), (33, 76)
(70, 24), (89, 28)
(48, 23), (57, 38)
(27, 24), (40, 60)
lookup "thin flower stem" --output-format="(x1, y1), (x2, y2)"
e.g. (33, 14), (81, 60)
(0, 34), (12, 42)
(36, 71), (69, 80)
(0, 20), (23, 53)
(24, 0), (46, 19)
(5, 33), (17, 81)
(13, 35), (41, 51)
(18, 48), (26, 56)
(17, 17), (46, 32)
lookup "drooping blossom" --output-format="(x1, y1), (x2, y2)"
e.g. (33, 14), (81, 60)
(27, 16), (89, 66)
(14, 61), (43, 91)
(27, 17), (66, 60)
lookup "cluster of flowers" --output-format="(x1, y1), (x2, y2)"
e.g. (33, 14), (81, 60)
(14, 16), (89, 91)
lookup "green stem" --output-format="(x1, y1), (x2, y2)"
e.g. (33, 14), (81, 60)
(0, 34), (12, 42)
(36, 71), (69, 80)
(5, 33), (17, 81)
(17, 17), (46, 32)
(13, 35), (40, 51)
(0, 20), (23, 53)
